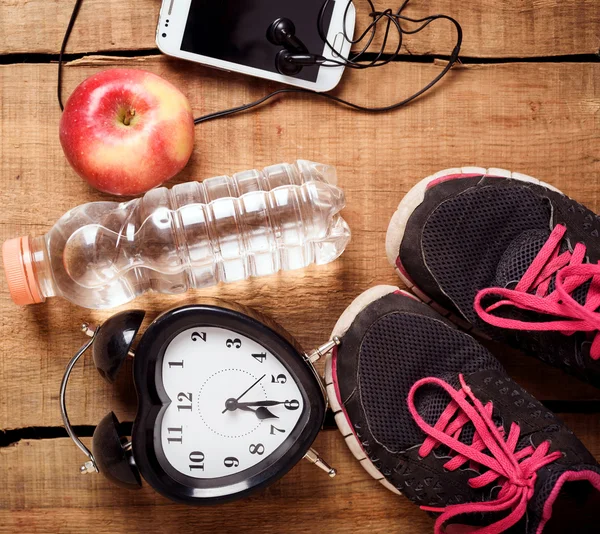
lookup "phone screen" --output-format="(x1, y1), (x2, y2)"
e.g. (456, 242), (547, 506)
(180, 0), (334, 82)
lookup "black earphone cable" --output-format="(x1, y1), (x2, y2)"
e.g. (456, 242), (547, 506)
(57, 0), (462, 123)
(58, 0), (84, 111)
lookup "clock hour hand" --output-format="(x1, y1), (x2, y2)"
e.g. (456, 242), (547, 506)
(223, 399), (279, 419)
(236, 400), (284, 408)
(255, 407), (279, 420)
(230, 402), (279, 420)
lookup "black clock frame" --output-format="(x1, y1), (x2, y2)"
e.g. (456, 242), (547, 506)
(132, 304), (326, 505)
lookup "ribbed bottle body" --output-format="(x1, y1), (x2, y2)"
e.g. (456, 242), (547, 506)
(36, 161), (349, 309)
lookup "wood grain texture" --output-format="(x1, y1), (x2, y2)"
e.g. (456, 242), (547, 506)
(1, 0), (599, 57)
(0, 413), (598, 533)
(1, 56), (600, 431)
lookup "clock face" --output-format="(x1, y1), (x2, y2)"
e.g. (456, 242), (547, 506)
(159, 327), (305, 478)
(132, 304), (326, 504)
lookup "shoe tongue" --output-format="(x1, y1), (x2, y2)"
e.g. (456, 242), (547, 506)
(413, 374), (455, 424)
(413, 373), (483, 447)
(493, 229), (551, 289)
(493, 229), (590, 305)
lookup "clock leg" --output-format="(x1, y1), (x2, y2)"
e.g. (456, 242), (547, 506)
(305, 337), (340, 363)
(304, 448), (336, 478)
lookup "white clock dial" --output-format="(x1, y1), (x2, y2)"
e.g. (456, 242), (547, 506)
(160, 326), (305, 478)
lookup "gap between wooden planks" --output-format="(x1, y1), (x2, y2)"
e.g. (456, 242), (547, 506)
(1, 56), (599, 430)
(0, 414), (598, 533)
(1, 0), (599, 57)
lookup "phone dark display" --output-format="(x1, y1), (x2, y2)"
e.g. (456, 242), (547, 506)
(180, 0), (333, 82)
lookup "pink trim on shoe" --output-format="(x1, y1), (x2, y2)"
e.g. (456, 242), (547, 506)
(536, 469), (600, 533)
(331, 347), (367, 455)
(536, 471), (600, 534)
(393, 289), (420, 302)
(396, 257), (413, 281)
(396, 257), (439, 306)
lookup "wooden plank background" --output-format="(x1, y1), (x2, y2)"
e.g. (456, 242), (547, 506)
(2, 0), (599, 57)
(0, 1), (599, 533)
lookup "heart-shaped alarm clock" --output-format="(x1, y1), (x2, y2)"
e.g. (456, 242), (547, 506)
(60, 300), (339, 504)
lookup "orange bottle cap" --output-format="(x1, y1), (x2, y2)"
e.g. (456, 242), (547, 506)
(2, 237), (44, 305)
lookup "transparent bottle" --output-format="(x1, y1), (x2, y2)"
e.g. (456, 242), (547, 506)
(3, 160), (350, 309)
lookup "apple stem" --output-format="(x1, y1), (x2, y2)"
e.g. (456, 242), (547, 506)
(123, 108), (136, 126)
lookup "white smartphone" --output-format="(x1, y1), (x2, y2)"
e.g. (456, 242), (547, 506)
(156, 0), (355, 92)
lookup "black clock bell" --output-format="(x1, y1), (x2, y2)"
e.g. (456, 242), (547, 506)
(60, 300), (339, 504)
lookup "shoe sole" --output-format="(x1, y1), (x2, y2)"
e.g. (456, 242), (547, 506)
(384, 166), (564, 333)
(325, 285), (419, 496)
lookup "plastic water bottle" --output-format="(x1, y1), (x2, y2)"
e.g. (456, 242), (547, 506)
(2, 160), (350, 309)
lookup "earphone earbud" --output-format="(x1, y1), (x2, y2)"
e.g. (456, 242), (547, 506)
(61, 310), (145, 487)
(266, 17), (325, 76)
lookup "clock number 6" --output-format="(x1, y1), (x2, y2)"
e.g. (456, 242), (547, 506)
(226, 338), (242, 349)
(284, 399), (299, 410)
(191, 331), (206, 342)
(189, 451), (205, 471)
(249, 443), (265, 455)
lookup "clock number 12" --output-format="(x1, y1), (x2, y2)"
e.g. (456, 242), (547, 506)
(177, 392), (193, 411)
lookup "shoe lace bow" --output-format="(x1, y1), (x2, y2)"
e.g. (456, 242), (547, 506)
(474, 224), (600, 360)
(408, 374), (562, 534)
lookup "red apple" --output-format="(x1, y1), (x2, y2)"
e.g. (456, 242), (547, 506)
(59, 68), (195, 196)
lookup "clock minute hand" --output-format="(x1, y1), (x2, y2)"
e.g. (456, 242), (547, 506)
(221, 374), (266, 414)
(235, 374), (266, 402)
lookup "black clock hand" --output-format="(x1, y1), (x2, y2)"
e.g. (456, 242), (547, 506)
(236, 400), (285, 408)
(222, 374), (266, 414)
(256, 407), (279, 420)
(231, 403), (279, 420)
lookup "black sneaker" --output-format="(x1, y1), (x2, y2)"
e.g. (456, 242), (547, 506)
(325, 286), (600, 534)
(386, 167), (600, 388)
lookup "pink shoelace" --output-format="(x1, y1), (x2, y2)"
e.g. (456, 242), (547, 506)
(407, 374), (562, 534)
(474, 224), (600, 360)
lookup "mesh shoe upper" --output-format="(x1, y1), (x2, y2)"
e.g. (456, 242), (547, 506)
(397, 174), (600, 387)
(333, 291), (600, 533)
